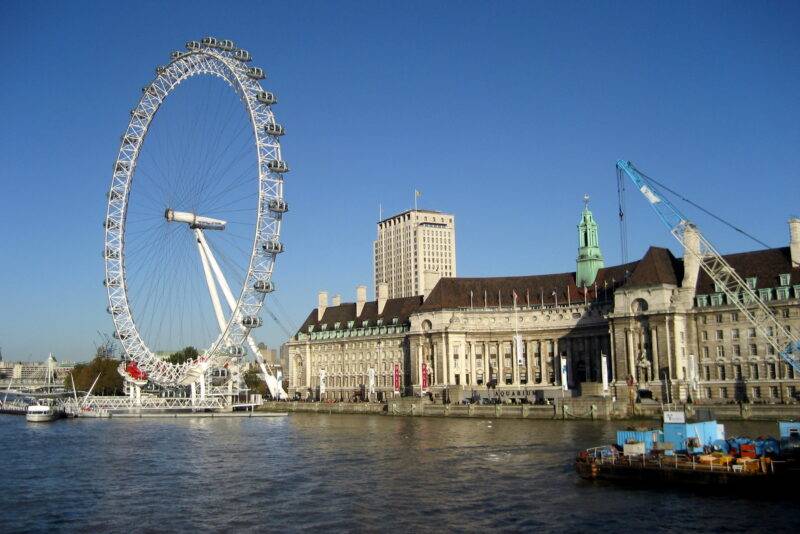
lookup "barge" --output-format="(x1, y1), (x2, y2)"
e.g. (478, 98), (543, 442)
(575, 413), (800, 490)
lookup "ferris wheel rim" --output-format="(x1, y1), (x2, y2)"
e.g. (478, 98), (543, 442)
(103, 41), (287, 387)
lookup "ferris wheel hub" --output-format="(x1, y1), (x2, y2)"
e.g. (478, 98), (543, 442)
(164, 208), (227, 230)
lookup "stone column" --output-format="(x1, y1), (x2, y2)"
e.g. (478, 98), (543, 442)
(651, 327), (660, 381)
(304, 344), (312, 390)
(441, 333), (448, 386)
(446, 339), (453, 386)
(626, 328), (635, 382)
(416, 341), (423, 392)
(553, 338), (559, 386)
(665, 316), (674, 380)
(433, 341), (440, 386)
(464, 341), (478, 388)
(608, 323), (617, 383)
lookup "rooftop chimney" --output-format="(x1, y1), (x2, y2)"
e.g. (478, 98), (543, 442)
(356, 285), (367, 317)
(790, 218), (800, 269)
(422, 270), (442, 301)
(317, 291), (328, 321)
(682, 223), (701, 289)
(377, 282), (388, 315)
(332, 294), (341, 307)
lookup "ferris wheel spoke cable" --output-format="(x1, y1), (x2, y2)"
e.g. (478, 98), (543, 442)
(272, 294), (301, 336)
(171, 79), (216, 195)
(128, 226), (171, 291)
(141, 140), (178, 203)
(163, 94), (204, 207)
(134, 238), (170, 346)
(200, 127), (254, 189)
(135, 159), (174, 207)
(194, 148), (256, 212)
(202, 180), (258, 215)
(191, 105), (251, 199)
(183, 83), (247, 213)
(143, 229), (178, 346)
(156, 239), (185, 349)
(202, 184), (260, 214)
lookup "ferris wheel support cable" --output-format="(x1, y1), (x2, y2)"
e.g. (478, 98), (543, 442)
(616, 159), (800, 373)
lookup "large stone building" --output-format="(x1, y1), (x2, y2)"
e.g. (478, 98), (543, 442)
(0, 354), (74, 386)
(374, 209), (456, 299)
(288, 204), (800, 405)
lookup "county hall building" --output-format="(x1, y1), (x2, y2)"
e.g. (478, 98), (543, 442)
(285, 204), (800, 405)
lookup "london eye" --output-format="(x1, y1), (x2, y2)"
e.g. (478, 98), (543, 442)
(103, 38), (288, 400)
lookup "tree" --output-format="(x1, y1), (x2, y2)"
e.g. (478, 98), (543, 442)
(244, 368), (267, 396)
(64, 356), (124, 395)
(166, 346), (199, 365)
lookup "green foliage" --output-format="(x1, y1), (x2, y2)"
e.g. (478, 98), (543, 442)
(64, 356), (124, 395)
(166, 346), (199, 365)
(244, 368), (267, 396)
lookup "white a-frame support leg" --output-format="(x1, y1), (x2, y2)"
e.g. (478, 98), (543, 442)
(195, 228), (227, 400)
(195, 229), (286, 400)
(196, 229), (227, 333)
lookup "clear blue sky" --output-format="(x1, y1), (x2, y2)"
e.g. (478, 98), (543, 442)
(0, 1), (798, 362)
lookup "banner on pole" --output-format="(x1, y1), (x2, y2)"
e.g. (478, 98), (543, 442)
(514, 334), (524, 365)
(368, 367), (375, 394)
(601, 354), (609, 392)
(393, 364), (400, 393)
(319, 369), (327, 395)
(421, 362), (428, 391)
(560, 356), (569, 391)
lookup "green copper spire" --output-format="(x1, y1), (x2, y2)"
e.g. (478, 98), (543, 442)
(576, 194), (604, 287)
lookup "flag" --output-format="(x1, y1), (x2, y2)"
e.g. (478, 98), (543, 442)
(415, 189), (422, 198)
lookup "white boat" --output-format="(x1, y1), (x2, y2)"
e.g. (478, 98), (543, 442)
(26, 403), (61, 422)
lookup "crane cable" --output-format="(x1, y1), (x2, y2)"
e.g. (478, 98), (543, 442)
(620, 165), (773, 251)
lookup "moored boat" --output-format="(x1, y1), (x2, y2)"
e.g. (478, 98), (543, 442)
(575, 412), (800, 491)
(26, 403), (63, 422)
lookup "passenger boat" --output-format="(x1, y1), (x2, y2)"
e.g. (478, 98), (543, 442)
(575, 413), (800, 491)
(25, 403), (62, 423)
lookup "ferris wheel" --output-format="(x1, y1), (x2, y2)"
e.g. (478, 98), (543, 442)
(103, 37), (288, 396)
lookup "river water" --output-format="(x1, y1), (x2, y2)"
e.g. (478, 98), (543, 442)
(1, 414), (797, 532)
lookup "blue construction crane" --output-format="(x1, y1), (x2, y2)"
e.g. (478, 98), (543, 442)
(616, 159), (800, 374)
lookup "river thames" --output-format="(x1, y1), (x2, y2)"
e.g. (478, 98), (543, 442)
(1, 414), (798, 532)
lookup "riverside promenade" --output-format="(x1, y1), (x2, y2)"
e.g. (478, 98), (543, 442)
(258, 398), (800, 421)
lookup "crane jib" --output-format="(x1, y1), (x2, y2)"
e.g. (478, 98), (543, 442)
(639, 184), (660, 204)
(618, 159), (800, 375)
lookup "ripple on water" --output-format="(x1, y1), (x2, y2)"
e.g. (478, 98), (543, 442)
(0, 415), (798, 532)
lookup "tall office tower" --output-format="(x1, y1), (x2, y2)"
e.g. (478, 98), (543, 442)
(374, 209), (456, 299)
